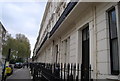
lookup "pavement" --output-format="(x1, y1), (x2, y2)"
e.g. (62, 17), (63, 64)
(6, 67), (32, 81)
(0, 67), (2, 81)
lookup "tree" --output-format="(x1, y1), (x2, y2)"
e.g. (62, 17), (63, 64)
(2, 33), (31, 63)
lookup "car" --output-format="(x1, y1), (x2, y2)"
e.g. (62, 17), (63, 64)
(14, 63), (23, 68)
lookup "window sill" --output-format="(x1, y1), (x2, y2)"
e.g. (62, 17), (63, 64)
(106, 75), (118, 80)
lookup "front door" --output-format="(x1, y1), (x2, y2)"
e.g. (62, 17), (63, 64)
(81, 26), (89, 80)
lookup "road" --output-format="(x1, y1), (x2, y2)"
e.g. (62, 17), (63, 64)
(6, 67), (32, 81)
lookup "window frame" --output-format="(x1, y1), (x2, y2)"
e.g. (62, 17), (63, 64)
(107, 7), (119, 75)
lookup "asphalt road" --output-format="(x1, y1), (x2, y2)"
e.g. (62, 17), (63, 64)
(6, 67), (32, 81)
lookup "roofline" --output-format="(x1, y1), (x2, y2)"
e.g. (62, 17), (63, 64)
(0, 21), (7, 32)
(38, 2), (50, 38)
(33, 1), (50, 53)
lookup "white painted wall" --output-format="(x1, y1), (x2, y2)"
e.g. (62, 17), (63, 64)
(35, 2), (119, 80)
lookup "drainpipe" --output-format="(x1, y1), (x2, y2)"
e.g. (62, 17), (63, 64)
(93, 4), (97, 79)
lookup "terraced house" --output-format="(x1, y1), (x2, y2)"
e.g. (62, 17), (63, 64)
(33, 1), (120, 80)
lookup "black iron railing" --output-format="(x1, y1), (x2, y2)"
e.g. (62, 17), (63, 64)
(30, 63), (92, 81)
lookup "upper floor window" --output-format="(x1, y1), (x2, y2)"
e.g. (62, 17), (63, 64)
(108, 7), (119, 75)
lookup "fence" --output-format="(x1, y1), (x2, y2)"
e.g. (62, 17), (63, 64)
(30, 63), (93, 81)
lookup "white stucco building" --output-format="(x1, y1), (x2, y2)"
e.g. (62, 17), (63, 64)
(33, 1), (120, 80)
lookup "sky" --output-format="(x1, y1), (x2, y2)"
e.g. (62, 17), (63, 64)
(0, 1), (47, 57)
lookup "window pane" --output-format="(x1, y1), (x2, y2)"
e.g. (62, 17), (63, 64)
(82, 29), (86, 41)
(109, 9), (117, 39)
(111, 39), (119, 71)
(86, 27), (89, 40)
(82, 26), (89, 41)
(108, 8), (119, 75)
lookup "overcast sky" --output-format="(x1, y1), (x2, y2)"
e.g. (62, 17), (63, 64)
(0, 1), (47, 57)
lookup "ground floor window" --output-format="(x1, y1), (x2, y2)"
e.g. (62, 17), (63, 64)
(108, 7), (119, 75)
(55, 44), (59, 63)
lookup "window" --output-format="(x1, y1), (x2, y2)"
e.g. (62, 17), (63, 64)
(108, 8), (119, 75)
(64, 37), (70, 63)
(55, 44), (59, 63)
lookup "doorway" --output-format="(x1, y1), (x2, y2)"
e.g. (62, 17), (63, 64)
(81, 26), (90, 80)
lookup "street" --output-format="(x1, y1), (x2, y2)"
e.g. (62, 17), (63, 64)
(6, 67), (32, 81)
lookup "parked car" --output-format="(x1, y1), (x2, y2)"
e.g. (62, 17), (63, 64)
(14, 63), (23, 68)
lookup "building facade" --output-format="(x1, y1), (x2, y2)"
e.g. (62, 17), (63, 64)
(33, 1), (120, 80)
(0, 22), (6, 76)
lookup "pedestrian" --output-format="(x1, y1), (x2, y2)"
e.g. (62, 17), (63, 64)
(23, 63), (25, 68)
(9, 65), (13, 74)
(27, 63), (28, 68)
